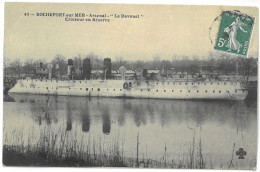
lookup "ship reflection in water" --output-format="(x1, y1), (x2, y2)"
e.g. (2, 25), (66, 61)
(3, 93), (257, 167)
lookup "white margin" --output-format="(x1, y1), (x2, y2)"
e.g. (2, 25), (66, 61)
(0, 1), (259, 172)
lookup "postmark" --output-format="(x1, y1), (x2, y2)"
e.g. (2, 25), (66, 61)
(214, 11), (254, 57)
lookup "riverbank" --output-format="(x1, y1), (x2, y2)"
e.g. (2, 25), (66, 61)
(3, 146), (126, 167)
(3, 123), (206, 168)
(3, 126), (256, 169)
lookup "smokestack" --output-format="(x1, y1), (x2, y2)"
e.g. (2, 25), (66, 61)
(103, 58), (112, 79)
(83, 58), (91, 80)
(68, 59), (73, 80)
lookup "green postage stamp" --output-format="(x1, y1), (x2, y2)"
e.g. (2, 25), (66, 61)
(215, 11), (255, 57)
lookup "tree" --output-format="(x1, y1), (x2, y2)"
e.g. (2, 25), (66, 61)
(240, 57), (258, 81)
(85, 53), (103, 70)
(23, 59), (36, 74)
(133, 60), (145, 70)
(8, 59), (21, 78)
(51, 54), (67, 76)
(152, 56), (160, 69)
(73, 54), (83, 69)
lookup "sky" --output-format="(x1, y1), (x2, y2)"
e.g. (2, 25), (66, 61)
(4, 3), (259, 62)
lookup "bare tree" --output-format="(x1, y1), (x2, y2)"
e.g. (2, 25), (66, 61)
(23, 59), (36, 75)
(51, 54), (67, 76)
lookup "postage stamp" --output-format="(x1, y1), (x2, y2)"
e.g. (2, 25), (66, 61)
(214, 11), (255, 57)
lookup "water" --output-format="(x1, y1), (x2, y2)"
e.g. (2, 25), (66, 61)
(3, 93), (257, 169)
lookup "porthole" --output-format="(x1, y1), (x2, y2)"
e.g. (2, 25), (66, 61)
(164, 90), (166, 92)
(114, 89), (116, 91)
(156, 90), (158, 92)
(46, 87), (48, 89)
(172, 90), (174, 92)
(219, 91), (221, 93)
(97, 88), (100, 91)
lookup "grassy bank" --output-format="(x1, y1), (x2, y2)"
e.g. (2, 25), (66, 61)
(3, 123), (256, 169)
(3, 145), (126, 167)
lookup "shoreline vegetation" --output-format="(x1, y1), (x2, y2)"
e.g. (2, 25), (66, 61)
(3, 123), (256, 169)
(4, 52), (258, 78)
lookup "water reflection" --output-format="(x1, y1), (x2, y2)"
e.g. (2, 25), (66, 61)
(6, 93), (256, 132)
(102, 111), (111, 135)
(81, 104), (90, 132)
(66, 101), (72, 131)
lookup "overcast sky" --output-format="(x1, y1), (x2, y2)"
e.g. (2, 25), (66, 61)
(4, 3), (258, 62)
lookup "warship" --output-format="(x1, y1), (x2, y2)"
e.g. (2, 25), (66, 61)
(8, 58), (248, 100)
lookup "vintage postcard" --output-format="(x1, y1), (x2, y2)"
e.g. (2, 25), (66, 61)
(3, 2), (258, 170)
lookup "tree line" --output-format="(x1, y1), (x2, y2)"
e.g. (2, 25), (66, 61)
(4, 52), (258, 78)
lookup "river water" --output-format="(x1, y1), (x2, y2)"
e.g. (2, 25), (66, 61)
(3, 93), (257, 169)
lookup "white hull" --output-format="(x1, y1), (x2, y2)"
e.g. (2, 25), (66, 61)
(9, 79), (248, 100)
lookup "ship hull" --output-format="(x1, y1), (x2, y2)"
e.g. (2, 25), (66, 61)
(9, 79), (248, 100)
